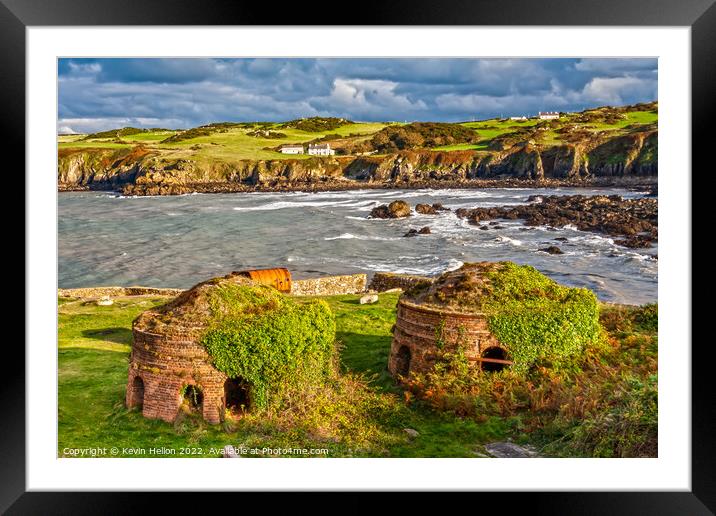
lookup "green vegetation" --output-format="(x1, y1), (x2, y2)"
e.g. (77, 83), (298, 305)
(59, 140), (132, 150)
(482, 263), (601, 373)
(405, 262), (602, 373)
(121, 130), (178, 143)
(366, 122), (480, 153)
(58, 295), (165, 352)
(60, 120), (390, 162)
(161, 123), (245, 143)
(457, 118), (542, 150)
(58, 286), (657, 458)
(278, 117), (353, 132)
(200, 282), (336, 409)
(246, 129), (286, 139)
(82, 127), (173, 140)
(58, 102), (657, 165)
(404, 302), (657, 457)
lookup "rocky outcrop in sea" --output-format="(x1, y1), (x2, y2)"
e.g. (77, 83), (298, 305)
(455, 195), (658, 248)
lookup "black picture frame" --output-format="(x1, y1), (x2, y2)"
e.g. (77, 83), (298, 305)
(5, 0), (710, 512)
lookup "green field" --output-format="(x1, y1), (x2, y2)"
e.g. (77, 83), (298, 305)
(59, 122), (392, 162)
(58, 104), (657, 162)
(58, 292), (657, 458)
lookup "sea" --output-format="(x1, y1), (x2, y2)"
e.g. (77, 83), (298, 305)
(58, 187), (657, 305)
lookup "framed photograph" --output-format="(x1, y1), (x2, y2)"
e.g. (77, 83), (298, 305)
(8, 0), (710, 511)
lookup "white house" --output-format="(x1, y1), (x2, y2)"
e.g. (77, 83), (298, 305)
(538, 111), (560, 120)
(280, 145), (304, 154)
(307, 143), (335, 156)
(510, 116), (527, 121)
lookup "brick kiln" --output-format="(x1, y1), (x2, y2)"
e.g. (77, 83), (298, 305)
(126, 273), (257, 424)
(388, 263), (514, 378)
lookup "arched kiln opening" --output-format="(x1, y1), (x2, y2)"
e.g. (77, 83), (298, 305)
(395, 346), (412, 377)
(224, 378), (251, 415)
(481, 347), (510, 372)
(182, 385), (204, 411)
(129, 376), (145, 408)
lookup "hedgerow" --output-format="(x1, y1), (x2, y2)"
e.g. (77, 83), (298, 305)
(199, 282), (336, 410)
(278, 117), (352, 132)
(83, 127), (149, 140)
(369, 122), (480, 152)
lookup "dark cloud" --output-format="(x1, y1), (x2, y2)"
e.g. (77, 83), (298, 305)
(57, 57), (657, 133)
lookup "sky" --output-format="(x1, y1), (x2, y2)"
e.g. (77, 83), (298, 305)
(57, 58), (657, 134)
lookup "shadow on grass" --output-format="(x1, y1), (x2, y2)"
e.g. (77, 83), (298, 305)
(337, 298), (363, 305)
(337, 331), (395, 390)
(81, 327), (133, 345)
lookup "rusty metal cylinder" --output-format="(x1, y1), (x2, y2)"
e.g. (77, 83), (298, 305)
(235, 267), (292, 293)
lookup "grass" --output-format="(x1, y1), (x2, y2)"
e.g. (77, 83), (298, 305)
(57, 292), (657, 458)
(58, 296), (168, 352)
(57, 104), (657, 163)
(431, 143), (483, 152)
(451, 110), (657, 151)
(120, 130), (178, 142)
(59, 122), (391, 162)
(58, 140), (132, 150)
(456, 118), (542, 149)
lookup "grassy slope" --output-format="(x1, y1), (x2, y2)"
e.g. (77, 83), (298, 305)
(435, 110), (658, 152)
(59, 122), (390, 162)
(57, 107), (657, 163)
(58, 292), (656, 458)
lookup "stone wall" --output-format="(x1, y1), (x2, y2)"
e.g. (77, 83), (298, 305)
(368, 272), (434, 293)
(60, 275), (368, 300)
(290, 274), (367, 296)
(59, 286), (184, 299)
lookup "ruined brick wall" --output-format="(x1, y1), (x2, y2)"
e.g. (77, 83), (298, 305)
(368, 272), (434, 293)
(388, 299), (503, 377)
(126, 327), (228, 424)
(290, 274), (367, 296)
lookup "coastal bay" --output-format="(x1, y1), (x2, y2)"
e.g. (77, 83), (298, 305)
(59, 186), (657, 304)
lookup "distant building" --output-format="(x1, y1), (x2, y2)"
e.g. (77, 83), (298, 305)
(538, 111), (560, 120)
(280, 145), (304, 154)
(510, 116), (527, 121)
(307, 143), (335, 156)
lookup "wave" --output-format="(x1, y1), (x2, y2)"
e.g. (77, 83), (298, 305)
(324, 233), (399, 241)
(288, 252), (464, 277)
(358, 257), (464, 276)
(233, 199), (356, 211)
(621, 251), (658, 262)
(94, 193), (120, 199)
(569, 234), (615, 246)
(494, 235), (523, 246)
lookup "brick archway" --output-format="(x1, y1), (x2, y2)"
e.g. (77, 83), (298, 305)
(127, 375), (145, 409)
(395, 346), (412, 377)
(224, 378), (251, 416)
(481, 347), (510, 372)
(181, 384), (204, 411)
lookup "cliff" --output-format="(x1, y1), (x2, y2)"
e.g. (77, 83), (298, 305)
(58, 103), (657, 195)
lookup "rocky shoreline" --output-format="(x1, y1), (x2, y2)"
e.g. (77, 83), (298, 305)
(59, 176), (657, 196)
(455, 194), (658, 248)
